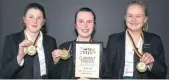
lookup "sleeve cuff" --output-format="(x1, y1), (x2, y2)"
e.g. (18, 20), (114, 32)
(147, 64), (153, 71)
(18, 59), (24, 66)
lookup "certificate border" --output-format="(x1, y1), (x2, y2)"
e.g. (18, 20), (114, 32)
(73, 41), (103, 78)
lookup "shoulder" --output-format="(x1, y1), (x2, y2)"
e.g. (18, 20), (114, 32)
(144, 32), (162, 42)
(108, 32), (125, 41)
(4, 31), (23, 42)
(43, 34), (57, 46)
(59, 40), (73, 49)
(5, 31), (22, 38)
(43, 34), (56, 41)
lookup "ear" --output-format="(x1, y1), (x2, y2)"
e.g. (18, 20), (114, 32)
(144, 17), (148, 23)
(124, 16), (127, 21)
(93, 24), (96, 29)
(43, 19), (46, 25)
(23, 16), (26, 23)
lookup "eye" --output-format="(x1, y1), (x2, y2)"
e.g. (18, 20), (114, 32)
(136, 15), (141, 18)
(87, 20), (92, 23)
(78, 20), (83, 23)
(128, 15), (133, 17)
(37, 17), (42, 19)
(29, 16), (33, 18)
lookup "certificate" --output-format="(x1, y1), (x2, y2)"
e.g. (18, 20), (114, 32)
(74, 42), (102, 78)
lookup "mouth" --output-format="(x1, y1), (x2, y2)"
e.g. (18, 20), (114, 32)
(31, 25), (38, 27)
(130, 23), (139, 26)
(81, 29), (89, 33)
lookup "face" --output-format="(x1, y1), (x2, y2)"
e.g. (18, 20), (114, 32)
(125, 4), (148, 31)
(23, 8), (45, 33)
(75, 11), (95, 38)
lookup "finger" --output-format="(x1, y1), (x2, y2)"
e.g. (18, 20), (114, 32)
(25, 41), (31, 46)
(27, 40), (33, 45)
(58, 50), (63, 55)
(142, 54), (149, 63)
(52, 52), (61, 58)
(148, 54), (154, 64)
(52, 52), (56, 57)
(52, 52), (58, 57)
(21, 42), (29, 47)
(52, 49), (63, 57)
(26, 41), (33, 46)
(141, 53), (147, 61)
(20, 40), (27, 47)
(144, 58), (150, 64)
(22, 40), (31, 46)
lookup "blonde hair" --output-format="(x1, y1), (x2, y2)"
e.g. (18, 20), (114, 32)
(126, 0), (148, 31)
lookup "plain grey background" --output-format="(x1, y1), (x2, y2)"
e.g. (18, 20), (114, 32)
(0, 0), (169, 78)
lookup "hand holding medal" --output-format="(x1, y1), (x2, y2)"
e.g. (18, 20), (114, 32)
(18, 40), (33, 57)
(23, 30), (40, 56)
(52, 45), (71, 64)
(52, 49), (62, 64)
(135, 52), (154, 72)
(24, 45), (37, 56)
(52, 49), (70, 64)
(60, 47), (71, 60)
(141, 53), (154, 67)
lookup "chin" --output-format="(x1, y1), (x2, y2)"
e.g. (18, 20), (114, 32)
(31, 30), (40, 33)
(81, 35), (91, 38)
(128, 28), (142, 32)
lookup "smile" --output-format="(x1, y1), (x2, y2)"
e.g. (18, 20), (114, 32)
(81, 29), (89, 33)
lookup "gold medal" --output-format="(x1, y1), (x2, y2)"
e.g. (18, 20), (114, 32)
(136, 62), (147, 73)
(27, 45), (37, 56)
(24, 29), (40, 56)
(61, 49), (70, 60)
(60, 45), (71, 60)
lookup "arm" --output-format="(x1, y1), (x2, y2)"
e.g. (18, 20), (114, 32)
(150, 36), (167, 78)
(48, 38), (61, 79)
(0, 35), (23, 78)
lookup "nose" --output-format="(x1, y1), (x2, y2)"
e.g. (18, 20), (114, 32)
(83, 22), (88, 28)
(131, 17), (137, 22)
(33, 18), (38, 24)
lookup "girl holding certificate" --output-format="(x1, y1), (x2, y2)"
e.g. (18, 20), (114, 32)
(1, 3), (57, 79)
(106, 0), (167, 79)
(52, 7), (107, 79)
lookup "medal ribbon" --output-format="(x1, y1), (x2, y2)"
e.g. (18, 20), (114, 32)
(126, 30), (144, 58)
(24, 29), (40, 48)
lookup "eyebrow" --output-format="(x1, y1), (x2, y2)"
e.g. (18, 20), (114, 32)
(27, 14), (43, 17)
(127, 13), (144, 16)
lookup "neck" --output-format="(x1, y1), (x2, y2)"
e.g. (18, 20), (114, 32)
(25, 28), (39, 40)
(127, 29), (142, 45)
(77, 36), (91, 42)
